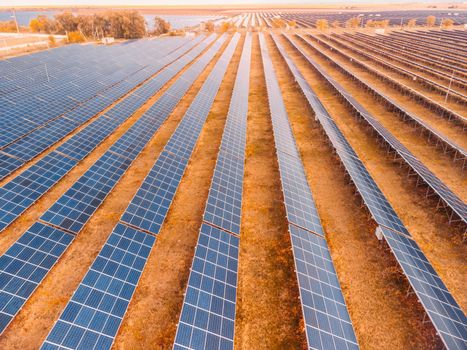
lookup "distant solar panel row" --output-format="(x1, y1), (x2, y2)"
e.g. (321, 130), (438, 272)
(40, 33), (239, 350)
(0, 36), (208, 234)
(174, 32), (251, 350)
(0, 34), (218, 336)
(301, 34), (466, 167)
(0, 37), (184, 104)
(281, 33), (467, 350)
(304, 34), (467, 127)
(297, 34), (466, 226)
(262, 33), (359, 350)
(0, 37), (195, 180)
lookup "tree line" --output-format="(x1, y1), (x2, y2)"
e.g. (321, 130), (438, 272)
(28, 11), (154, 39)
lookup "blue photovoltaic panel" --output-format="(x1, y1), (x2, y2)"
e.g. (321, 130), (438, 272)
(276, 33), (467, 350)
(174, 224), (239, 350)
(260, 33), (324, 236)
(203, 151), (244, 235)
(0, 35), (201, 179)
(173, 33), (251, 350)
(277, 152), (324, 236)
(0, 154), (24, 181)
(121, 150), (187, 234)
(380, 227), (467, 350)
(0, 36), (212, 236)
(261, 33), (359, 350)
(202, 33), (251, 236)
(1, 117), (79, 162)
(279, 34), (410, 237)
(40, 33), (235, 350)
(298, 34), (466, 225)
(290, 226), (358, 350)
(0, 152), (77, 232)
(41, 223), (155, 350)
(0, 222), (73, 333)
(40, 152), (132, 233)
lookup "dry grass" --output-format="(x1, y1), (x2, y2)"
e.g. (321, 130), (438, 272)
(234, 33), (307, 350)
(300, 36), (466, 201)
(312, 35), (467, 149)
(112, 33), (242, 349)
(0, 35), (222, 349)
(269, 33), (442, 350)
(283, 33), (466, 327)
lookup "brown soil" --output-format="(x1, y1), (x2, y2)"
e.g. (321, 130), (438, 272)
(111, 33), (242, 349)
(234, 33), (307, 350)
(311, 35), (467, 150)
(282, 34), (467, 313)
(296, 36), (466, 201)
(269, 32), (441, 350)
(0, 35), (223, 350)
(321, 35), (467, 117)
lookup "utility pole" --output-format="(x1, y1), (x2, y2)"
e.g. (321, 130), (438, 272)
(12, 9), (20, 33)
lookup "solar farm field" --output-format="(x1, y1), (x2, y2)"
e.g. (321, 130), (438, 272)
(0, 12), (465, 350)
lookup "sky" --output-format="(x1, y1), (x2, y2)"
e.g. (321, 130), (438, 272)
(1, 0), (463, 6)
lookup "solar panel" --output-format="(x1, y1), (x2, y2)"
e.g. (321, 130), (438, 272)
(0, 35), (213, 235)
(380, 227), (467, 350)
(121, 150), (187, 234)
(41, 223), (155, 350)
(40, 152), (132, 233)
(0, 154), (24, 181)
(298, 36), (466, 224)
(289, 226), (359, 350)
(280, 34), (411, 236)
(41, 33), (238, 350)
(0, 36), (203, 178)
(0, 222), (74, 333)
(277, 32), (467, 350)
(261, 32), (358, 350)
(174, 224), (239, 350)
(0, 152), (77, 232)
(173, 32), (251, 350)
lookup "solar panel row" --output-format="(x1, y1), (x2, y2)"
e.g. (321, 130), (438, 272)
(0, 37), (198, 180)
(262, 33), (359, 350)
(0, 34), (218, 336)
(0, 38), (185, 106)
(40, 33), (239, 350)
(173, 32), (251, 350)
(297, 34), (466, 225)
(0, 36), (209, 234)
(301, 34), (466, 166)
(280, 33), (467, 350)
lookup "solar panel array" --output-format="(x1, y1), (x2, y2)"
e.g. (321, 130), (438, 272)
(0, 35), (208, 233)
(302, 34), (466, 168)
(0, 38), (190, 179)
(280, 33), (467, 350)
(297, 34), (466, 226)
(173, 32), (251, 350)
(0, 33), (219, 335)
(41, 32), (240, 350)
(261, 33), (359, 350)
(307, 34), (466, 127)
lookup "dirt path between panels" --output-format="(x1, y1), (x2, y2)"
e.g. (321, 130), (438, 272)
(296, 36), (466, 201)
(322, 35), (467, 116)
(281, 34), (467, 321)
(268, 32), (441, 350)
(310, 35), (467, 149)
(112, 33), (242, 349)
(234, 33), (307, 350)
(0, 35), (225, 350)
